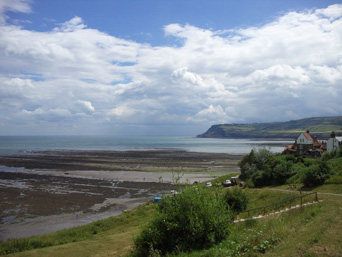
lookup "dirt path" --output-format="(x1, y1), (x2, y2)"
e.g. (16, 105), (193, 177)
(234, 200), (322, 223)
(266, 188), (342, 197)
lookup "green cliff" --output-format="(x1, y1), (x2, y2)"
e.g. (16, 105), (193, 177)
(197, 116), (342, 139)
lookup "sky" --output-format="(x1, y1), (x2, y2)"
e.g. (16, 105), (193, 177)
(0, 0), (341, 136)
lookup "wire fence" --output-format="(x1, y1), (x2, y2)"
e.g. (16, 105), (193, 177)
(238, 192), (318, 220)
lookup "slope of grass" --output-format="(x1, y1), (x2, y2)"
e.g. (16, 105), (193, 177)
(2, 184), (342, 256)
(175, 195), (341, 257)
(0, 202), (157, 256)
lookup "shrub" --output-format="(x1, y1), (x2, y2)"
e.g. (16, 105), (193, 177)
(133, 186), (234, 256)
(272, 159), (295, 185)
(251, 170), (271, 187)
(245, 179), (255, 188)
(240, 163), (257, 180)
(322, 146), (342, 161)
(239, 149), (256, 180)
(239, 148), (274, 180)
(325, 175), (342, 184)
(222, 187), (249, 213)
(325, 157), (342, 184)
(301, 162), (330, 187)
(285, 164), (305, 184)
(250, 155), (296, 186)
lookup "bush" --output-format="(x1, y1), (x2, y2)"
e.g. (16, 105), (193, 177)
(251, 170), (270, 187)
(250, 155), (296, 186)
(272, 159), (295, 184)
(222, 187), (249, 213)
(325, 157), (342, 184)
(285, 164), (305, 184)
(322, 146), (342, 161)
(301, 162), (330, 187)
(239, 148), (274, 180)
(244, 179), (255, 188)
(133, 186), (234, 256)
(325, 175), (342, 184)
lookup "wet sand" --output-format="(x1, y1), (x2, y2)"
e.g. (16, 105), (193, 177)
(0, 198), (148, 241)
(0, 150), (242, 241)
(0, 149), (242, 173)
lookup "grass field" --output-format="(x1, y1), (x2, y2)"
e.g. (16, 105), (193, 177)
(1, 184), (341, 257)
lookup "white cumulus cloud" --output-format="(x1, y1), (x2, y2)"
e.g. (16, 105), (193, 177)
(0, 3), (342, 135)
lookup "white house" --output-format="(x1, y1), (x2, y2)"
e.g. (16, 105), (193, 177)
(283, 130), (326, 156)
(296, 131), (313, 145)
(296, 131), (313, 155)
(327, 131), (342, 152)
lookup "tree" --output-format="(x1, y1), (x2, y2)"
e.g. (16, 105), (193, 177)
(222, 187), (248, 213)
(133, 186), (234, 256)
(301, 162), (330, 187)
(272, 158), (294, 184)
(239, 148), (274, 180)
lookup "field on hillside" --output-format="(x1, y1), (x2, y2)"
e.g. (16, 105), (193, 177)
(1, 183), (341, 257)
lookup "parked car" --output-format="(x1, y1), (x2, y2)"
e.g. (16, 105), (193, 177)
(222, 180), (232, 187)
(204, 182), (212, 188)
(231, 177), (238, 186)
(169, 190), (179, 195)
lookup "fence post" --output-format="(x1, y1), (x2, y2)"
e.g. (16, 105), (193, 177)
(315, 192), (318, 202)
(264, 207), (266, 216)
(301, 196), (303, 207)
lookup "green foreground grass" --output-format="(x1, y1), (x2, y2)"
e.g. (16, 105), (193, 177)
(1, 183), (342, 257)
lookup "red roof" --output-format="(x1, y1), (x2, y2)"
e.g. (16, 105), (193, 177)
(303, 132), (313, 141)
(313, 138), (321, 147)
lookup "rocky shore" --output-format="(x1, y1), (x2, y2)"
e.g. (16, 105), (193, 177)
(0, 150), (242, 240)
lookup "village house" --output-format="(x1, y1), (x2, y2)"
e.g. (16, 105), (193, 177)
(283, 130), (326, 157)
(327, 131), (342, 152)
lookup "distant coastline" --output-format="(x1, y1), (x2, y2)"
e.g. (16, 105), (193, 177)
(197, 116), (342, 140)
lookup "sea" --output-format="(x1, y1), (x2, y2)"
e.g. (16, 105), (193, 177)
(0, 136), (292, 156)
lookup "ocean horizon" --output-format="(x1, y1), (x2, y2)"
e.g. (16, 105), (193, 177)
(0, 135), (292, 156)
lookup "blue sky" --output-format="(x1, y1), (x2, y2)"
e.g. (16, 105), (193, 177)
(0, 0), (341, 136)
(7, 0), (340, 45)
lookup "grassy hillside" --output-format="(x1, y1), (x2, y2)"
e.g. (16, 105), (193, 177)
(2, 183), (342, 257)
(197, 116), (342, 139)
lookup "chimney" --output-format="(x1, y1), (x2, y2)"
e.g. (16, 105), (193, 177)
(331, 131), (336, 138)
(306, 130), (310, 134)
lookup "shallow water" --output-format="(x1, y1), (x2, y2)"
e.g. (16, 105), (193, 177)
(0, 136), (291, 155)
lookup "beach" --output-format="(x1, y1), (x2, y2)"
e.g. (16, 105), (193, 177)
(0, 150), (242, 241)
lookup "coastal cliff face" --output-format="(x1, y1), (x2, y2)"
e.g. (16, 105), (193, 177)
(197, 116), (342, 139)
